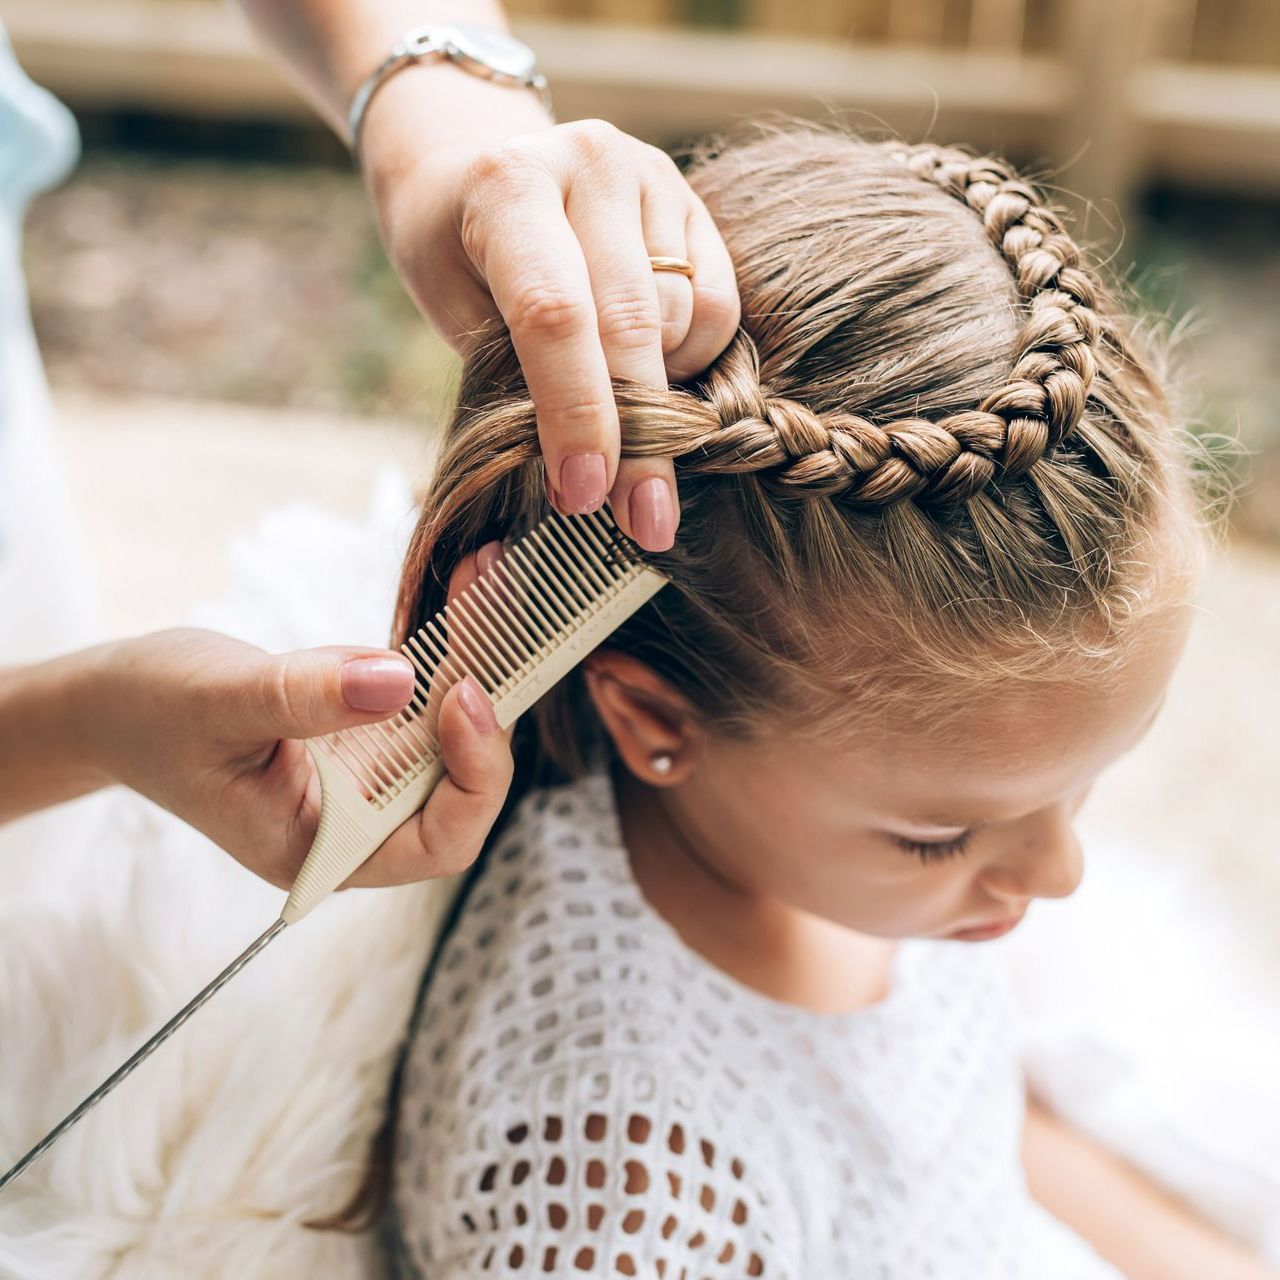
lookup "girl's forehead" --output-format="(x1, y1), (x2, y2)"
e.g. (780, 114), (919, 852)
(754, 605), (1189, 823)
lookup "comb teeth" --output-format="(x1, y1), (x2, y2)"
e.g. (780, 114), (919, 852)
(315, 507), (656, 809)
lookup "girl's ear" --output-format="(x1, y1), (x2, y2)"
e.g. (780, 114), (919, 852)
(582, 651), (702, 786)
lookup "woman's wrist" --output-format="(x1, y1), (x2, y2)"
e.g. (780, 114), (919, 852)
(64, 639), (137, 791)
(46, 643), (121, 794)
(233, 1), (519, 137)
(356, 58), (554, 212)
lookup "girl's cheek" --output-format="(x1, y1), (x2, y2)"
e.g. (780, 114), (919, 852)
(900, 864), (977, 926)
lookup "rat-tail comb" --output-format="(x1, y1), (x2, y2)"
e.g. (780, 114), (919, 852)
(0, 507), (667, 1192)
(286, 505), (666, 921)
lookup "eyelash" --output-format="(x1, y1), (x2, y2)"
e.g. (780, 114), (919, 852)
(893, 833), (974, 864)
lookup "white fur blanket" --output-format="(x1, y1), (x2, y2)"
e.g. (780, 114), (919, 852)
(1, 473), (1277, 1277)
(0, 473), (441, 1278)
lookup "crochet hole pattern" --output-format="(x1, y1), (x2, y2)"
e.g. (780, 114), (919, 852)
(464, 1113), (768, 1277)
(400, 798), (782, 1275)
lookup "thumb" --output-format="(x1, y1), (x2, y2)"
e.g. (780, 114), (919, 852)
(254, 647), (416, 741)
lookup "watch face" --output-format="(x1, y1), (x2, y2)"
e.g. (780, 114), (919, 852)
(447, 25), (538, 80)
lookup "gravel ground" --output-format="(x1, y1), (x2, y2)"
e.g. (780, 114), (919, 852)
(24, 157), (459, 422)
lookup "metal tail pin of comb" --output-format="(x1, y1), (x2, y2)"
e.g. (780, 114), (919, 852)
(0, 507), (667, 1193)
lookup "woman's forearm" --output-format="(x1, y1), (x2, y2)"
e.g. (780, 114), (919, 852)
(0, 651), (107, 824)
(231, 0), (541, 140)
(1023, 1099), (1276, 1280)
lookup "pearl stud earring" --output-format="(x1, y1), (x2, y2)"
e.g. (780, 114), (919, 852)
(650, 752), (674, 776)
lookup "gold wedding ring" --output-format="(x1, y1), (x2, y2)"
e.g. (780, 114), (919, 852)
(648, 255), (695, 279)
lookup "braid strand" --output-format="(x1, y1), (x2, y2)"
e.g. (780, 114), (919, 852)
(671, 144), (1106, 510)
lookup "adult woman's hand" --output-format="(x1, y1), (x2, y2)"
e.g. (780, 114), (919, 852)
(235, 2), (742, 548)
(364, 116), (741, 552)
(83, 630), (512, 891)
(0, 549), (514, 889)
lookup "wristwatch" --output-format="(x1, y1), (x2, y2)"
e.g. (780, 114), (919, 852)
(348, 24), (553, 155)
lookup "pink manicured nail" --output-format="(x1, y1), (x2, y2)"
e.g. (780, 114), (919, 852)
(559, 453), (608, 514)
(341, 655), (414, 712)
(629, 477), (676, 551)
(456, 676), (498, 736)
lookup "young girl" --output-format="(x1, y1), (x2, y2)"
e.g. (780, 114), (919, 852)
(356, 126), (1267, 1277)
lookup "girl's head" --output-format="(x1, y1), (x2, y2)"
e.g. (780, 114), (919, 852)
(398, 125), (1201, 942)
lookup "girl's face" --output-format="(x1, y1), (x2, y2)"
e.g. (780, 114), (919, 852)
(603, 605), (1189, 943)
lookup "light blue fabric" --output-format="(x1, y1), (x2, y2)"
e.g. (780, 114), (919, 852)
(0, 20), (79, 463)
(0, 23), (97, 657)
(0, 18), (79, 536)
(0, 23), (79, 216)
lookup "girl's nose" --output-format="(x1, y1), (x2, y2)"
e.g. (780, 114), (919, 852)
(980, 809), (1084, 903)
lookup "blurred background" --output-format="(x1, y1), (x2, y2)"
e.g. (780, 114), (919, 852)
(5, 0), (1279, 940)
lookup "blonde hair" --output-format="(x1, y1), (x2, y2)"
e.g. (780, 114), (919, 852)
(326, 124), (1202, 1232)
(398, 125), (1197, 761)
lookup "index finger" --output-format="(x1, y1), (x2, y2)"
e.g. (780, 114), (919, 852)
(464, 161), (617, 516)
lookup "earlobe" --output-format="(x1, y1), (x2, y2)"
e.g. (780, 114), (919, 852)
(582, 653), (697, 785)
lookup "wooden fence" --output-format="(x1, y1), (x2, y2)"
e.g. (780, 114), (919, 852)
(7, 0), (1280, 217)
(510, 0), (1280, 67)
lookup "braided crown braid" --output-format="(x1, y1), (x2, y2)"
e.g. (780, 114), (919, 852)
(649, 144), (1106, 510)
(399, 123), (1196, 755)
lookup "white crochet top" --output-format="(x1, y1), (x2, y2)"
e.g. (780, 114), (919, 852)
(389, 768), (1120, 1279)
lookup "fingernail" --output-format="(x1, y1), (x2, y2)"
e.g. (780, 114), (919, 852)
(559, 453), (608, 514)
(629, 477), (677, 551)
(341, 654), (415, 712)
(456, 675), (498, 736)
(476, 540), (504, 577)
